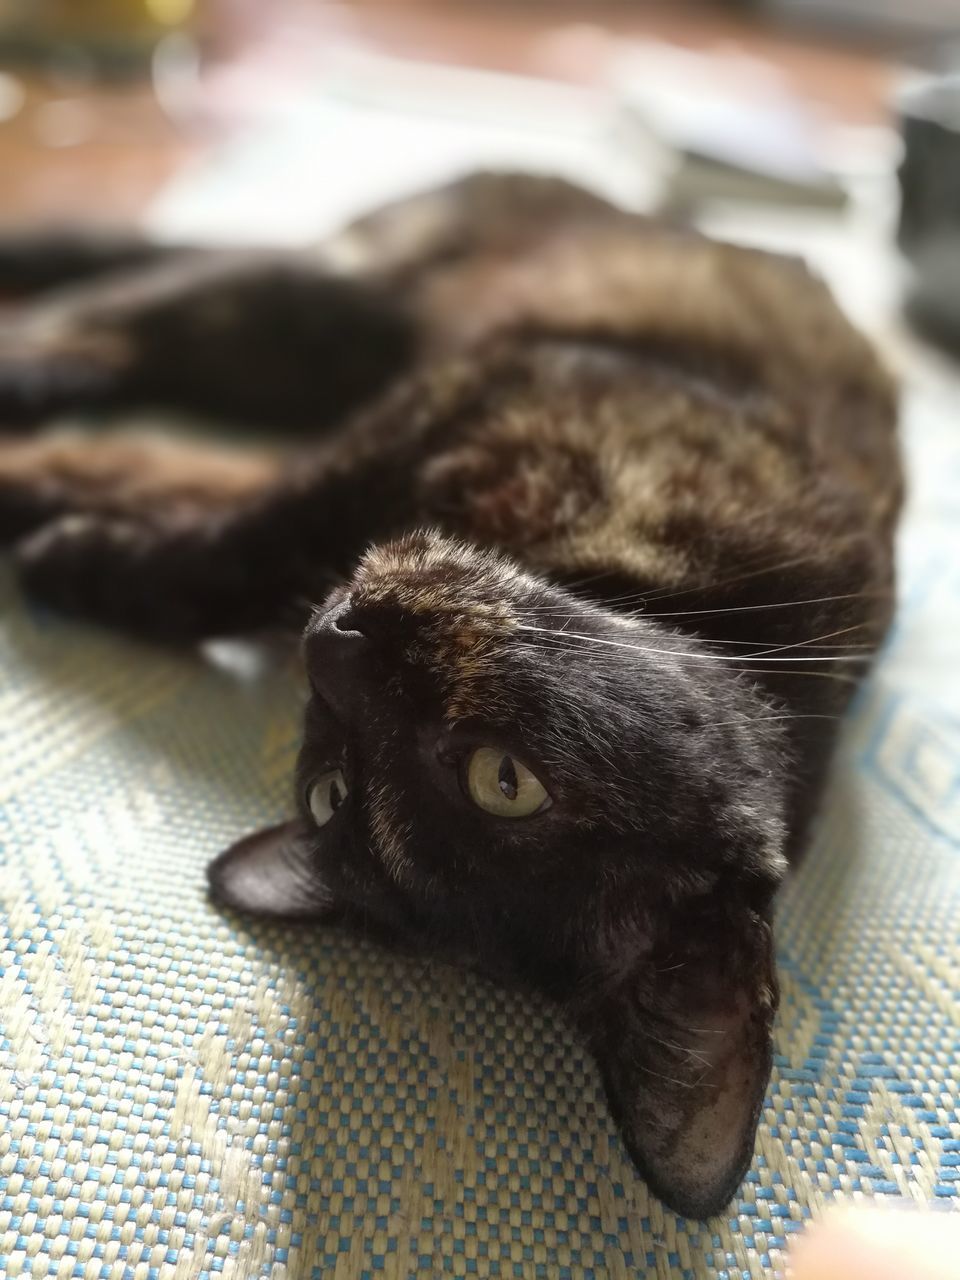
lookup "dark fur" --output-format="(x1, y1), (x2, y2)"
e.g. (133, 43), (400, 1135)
(0, 173), (901, 1218)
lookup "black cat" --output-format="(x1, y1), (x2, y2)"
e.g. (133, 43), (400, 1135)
(0, 173), (902, 1217)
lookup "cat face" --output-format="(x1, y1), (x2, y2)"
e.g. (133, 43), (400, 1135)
(209, 531), (787, 1218)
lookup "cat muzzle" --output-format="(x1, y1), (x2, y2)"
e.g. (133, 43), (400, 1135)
(304, 601), (377, 716)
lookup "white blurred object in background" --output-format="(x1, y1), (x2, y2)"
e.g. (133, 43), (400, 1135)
(149, 48), (651, 246)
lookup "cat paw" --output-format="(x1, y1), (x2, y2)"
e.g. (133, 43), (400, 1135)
(15, 514), (151, 621)
(0, 433), (93, 542)
(0, 329), (129, 428)
(14, 512), (209, 642)
(13, 511), (237, 641)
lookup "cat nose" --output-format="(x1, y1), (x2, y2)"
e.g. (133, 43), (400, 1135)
(304, 601), (376, 712)
(309, 601), (369, 657)
(330, 601), (368, 642)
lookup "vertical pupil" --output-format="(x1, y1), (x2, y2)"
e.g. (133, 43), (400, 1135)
(329, 777), (344, 811)
(497, 755), (518, 801)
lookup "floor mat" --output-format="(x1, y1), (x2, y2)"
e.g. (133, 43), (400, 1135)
(1, 371), (958, 1279)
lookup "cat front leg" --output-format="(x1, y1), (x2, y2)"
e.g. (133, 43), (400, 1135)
(0, 253), (418, 431)
(12, 495), (309, 640)
(3, 430), (405, 639)
(0, 429), (282, 542)
(2, 345), (515, 639)
(0, 320), (137, 430)
(0, 426), (305, 636)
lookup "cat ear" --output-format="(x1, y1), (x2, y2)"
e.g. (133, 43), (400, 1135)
(579, 904), (777, 1219)
(206, 821), (333, 918)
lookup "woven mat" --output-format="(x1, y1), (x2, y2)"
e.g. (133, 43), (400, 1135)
(1, 366), (958, 1280)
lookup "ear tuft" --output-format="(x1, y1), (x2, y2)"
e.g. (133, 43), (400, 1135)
(207, 821), (333, 919)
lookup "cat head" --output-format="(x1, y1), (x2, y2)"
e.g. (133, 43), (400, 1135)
(209, 530), (788, 1218)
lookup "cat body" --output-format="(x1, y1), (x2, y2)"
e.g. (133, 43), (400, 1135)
(0, 174), (901, 1217)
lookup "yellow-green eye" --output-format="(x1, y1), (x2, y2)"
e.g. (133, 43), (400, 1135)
(308, 769), (348, 827)
(464, 747), (550, 818)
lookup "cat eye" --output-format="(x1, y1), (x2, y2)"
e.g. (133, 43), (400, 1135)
(464, 747), (550, 819)
(308, 769), (348, 827)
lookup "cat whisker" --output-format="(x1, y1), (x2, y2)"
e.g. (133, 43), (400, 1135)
(635, 1063), (699, 1089)
(515, 623), (872, 665)
(701, 713), (843, 728)
(638, 589), (892, 619)
(725, 668), (862, 684)
(519, 622), (876, 651)
(657, 1039), (712, 1071)
(529, 572), (891, 616)
(637, 557), (862, 606)
(574, 548), (817, 607)
(596, 539), (876, 610)
(526, 587), (890, 620)
(510, 638), (866, 684)
(742, 622), (870, 658)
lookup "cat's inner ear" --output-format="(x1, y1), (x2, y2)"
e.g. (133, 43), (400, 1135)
(581, 906), (777, 1220)
(206, 821), (332, 918)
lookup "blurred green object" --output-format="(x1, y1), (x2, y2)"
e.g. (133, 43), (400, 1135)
(0, 0), (195, 74)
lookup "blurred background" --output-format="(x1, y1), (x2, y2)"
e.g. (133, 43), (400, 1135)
(0, 0), (958, 352)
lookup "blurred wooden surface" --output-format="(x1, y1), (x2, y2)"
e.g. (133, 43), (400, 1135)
(0, 77), (197, 228)
(0, 0), (900, 230)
